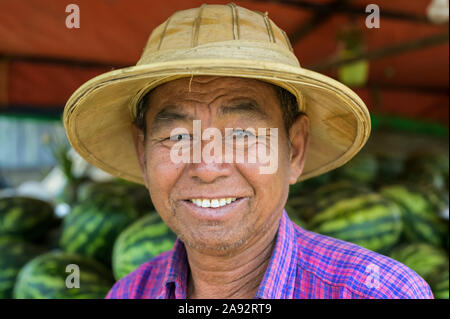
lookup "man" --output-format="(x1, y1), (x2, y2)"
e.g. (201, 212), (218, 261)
(64, 4), (433, 299)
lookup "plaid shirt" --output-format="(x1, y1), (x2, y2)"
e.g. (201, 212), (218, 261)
(106, 210), (433, 299)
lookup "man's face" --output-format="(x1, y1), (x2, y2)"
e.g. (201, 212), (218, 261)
(133, 76), (308, 255)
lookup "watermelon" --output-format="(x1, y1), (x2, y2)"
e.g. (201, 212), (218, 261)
(287, 213), (307, 229)
(333, 152), (378, 184)
(287, 181), (372, 224)
(380, 184), (448, 247)
(13, 251), (114, 299)
(0, 196), (58, 241)
(375, 154), (405, 184)
(56, 177), (91, 206)
(403, 153), (449, 191)
(389, 243), (448, 284)
(0, 236), (44, 298)
(78, 180), (153, 215)
(59, 195), (139, 265)
(286, 195), (315, 224)
(112, 213), (177, 280)
(313, 180), (372, 202)
(288, 171), (334, 197)
(428, 263), (449, 299)
(308, 192), (403, 253)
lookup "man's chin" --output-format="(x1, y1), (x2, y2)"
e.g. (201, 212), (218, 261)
(179, 233), (250, 257)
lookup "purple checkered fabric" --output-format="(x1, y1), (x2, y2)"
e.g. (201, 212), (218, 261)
(106, 210), (433, 299)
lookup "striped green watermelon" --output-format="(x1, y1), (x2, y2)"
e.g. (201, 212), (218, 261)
(287, 181), (372, 224)
(404, 153), (449, 191)
(308, 192), (403, 253)
(389, 243), (448, 284)
(286, 196), (315, 225)
(288, 213), (307, 229)
(313, 180), (372, 203)
(288, 171), (334, 197)
(78, 180), (153, 216)
(375, 154), (405, 184)
(112, 213), (177, 280)
(428, 263), (449, 299)
(0, 196), (58, 241)
(59, 196), (139, 265)
(333, 152), (378, 184)
(380, 184), (448, 247)
(13, 251), (114, 299)
(0, 236), (44, 298)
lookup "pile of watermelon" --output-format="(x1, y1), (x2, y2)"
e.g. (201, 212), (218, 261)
(0, 179), (176, 299)
(1, 149), (448, 299)
(287, 151), (449, 298)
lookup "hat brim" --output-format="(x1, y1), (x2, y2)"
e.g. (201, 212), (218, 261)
(63, 58), (371, 185)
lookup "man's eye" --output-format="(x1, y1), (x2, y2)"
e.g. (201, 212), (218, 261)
(233, 129), (254, 138)
(169, 133), (191, 141)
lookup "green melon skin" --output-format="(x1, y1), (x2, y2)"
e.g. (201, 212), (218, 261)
(112, 213), (177, 280)
(380, 185), (448, 248)
(13, 251), (114, 299)
(427, 262), (449, 299)
(288, 171), (334, 197)
(333, 152), (378, 184)
(308, 192), (403, 254)
(287, 213), (307, 229)
(59, 196), (139, 266)
(287, 181), (372, 224)
(0, 196), (58, 241)
(404, 153), (449, 191)
(375, 154), (405, 184)
(0, 236), (44, 299)
(389, 243), (448, 285)
(77, 180), (154, 216)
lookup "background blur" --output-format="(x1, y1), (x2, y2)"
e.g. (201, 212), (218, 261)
(0, 0), (448, 299)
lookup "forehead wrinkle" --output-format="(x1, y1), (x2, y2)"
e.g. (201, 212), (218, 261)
(146, 77), (280, 133)
(148, 104), (194, 135)
(167, 93), (230, 122)
(218, 100), (269, 122)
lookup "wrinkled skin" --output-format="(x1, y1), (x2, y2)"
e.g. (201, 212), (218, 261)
(132, 76), (309, 298)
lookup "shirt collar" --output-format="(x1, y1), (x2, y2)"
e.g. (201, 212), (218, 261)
(157, 209), (299, 299)
(156, 237), (189, 299)
(255, 209), (299, 299)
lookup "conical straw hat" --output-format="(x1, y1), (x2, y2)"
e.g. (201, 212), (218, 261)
(63, 3), (371, 185)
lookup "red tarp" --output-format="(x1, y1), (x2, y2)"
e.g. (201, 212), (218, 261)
(0, 0), (448, 125)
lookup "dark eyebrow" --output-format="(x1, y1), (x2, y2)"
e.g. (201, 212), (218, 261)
(148, 99), (268, 135)
(149, 105), (194, 135)
(218, 100), (268, 121)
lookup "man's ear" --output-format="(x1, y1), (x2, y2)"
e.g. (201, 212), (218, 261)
(130, 124), (149, 188)
(288, 114), (310, 184)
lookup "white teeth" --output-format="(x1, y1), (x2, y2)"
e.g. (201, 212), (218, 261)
(190, 197), (238, 208)
(211, 199), (219, 208)
(202, 199), (211, 208)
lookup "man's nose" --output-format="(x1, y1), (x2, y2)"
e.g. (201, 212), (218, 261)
(187, 142), (233, 183)
(187, 159), (233, 183)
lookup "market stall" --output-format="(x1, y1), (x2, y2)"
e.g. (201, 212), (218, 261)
(0, 0), (448, 299)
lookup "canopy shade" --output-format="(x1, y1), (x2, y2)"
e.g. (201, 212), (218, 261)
(0, 0), (448, 125)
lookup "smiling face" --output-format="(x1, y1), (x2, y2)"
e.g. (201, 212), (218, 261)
(132, 76), (309, 256)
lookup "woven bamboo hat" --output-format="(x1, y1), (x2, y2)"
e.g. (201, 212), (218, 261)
(63, 3), (371, 185)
